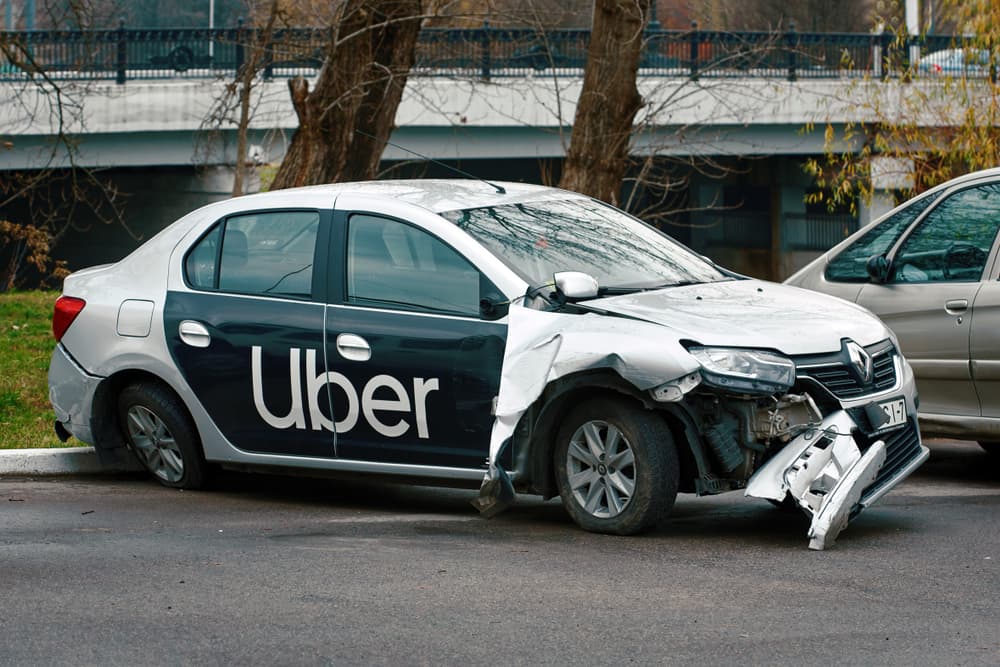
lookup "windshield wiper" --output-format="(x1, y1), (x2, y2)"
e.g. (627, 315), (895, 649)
(652, 280), (701, 289)
(596, 286), (648, 296)
(597, 281), (704, 295)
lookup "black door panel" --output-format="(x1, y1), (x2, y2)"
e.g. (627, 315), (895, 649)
(165, 292), (333, 457)
(326, 306), (505, 468)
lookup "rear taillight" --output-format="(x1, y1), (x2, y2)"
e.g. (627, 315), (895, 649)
(52, 296), (86, 342)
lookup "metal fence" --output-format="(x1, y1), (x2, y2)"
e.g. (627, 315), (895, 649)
(693, 210), (859, 252)
(0, 23), (990, 84)
(782, 213), (859, 251)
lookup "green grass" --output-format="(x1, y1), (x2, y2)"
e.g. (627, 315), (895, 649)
(0, 290), (80, 449)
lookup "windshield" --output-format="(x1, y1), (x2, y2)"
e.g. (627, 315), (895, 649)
(441, 198), (728, 289)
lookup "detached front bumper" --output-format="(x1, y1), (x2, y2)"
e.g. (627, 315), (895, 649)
(48, 344), (102, 445)
(746, 410), (929, 550)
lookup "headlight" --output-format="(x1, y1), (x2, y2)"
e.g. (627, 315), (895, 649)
(688, 346), (796, 395)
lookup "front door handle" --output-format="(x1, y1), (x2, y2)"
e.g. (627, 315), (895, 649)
(944, 299), (969, 314)
(178, 320), (211, 348)
(336, 333), (371, 361)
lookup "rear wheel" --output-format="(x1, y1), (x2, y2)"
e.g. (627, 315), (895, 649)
(554, 399), (678, 535)
(118, 383), (207, 489)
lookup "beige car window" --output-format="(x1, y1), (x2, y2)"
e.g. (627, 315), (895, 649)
(824, 191), (941, 282)
(890, 184), (1000, 284)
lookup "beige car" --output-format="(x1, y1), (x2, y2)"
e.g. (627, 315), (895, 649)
(786, 167), (1000, 454)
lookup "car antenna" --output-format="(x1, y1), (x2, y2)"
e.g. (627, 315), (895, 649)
(355, 130), (506, 195)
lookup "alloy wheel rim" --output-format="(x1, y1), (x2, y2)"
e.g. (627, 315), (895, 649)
(126, 405), (184, 483)
(566, 419), (637, 519)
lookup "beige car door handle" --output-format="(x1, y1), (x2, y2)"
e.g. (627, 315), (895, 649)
(944, 299), (969, 314)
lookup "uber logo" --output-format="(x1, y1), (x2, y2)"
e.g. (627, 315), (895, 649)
(251, 346), (440, 439)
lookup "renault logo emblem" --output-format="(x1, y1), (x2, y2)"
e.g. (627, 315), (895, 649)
(846, 340), (873, 383)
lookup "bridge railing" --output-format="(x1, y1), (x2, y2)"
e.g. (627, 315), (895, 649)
(0, 23), (988, 84)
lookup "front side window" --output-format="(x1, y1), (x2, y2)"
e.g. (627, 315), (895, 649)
(346, 214), (496, 317)
(889, 183), (1000, 283)
(825, 190), (942, 282)
(184, 210), (320, 298)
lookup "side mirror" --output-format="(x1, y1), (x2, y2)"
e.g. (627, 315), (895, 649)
(553, 271), (599, 301)
(479, 296), (509, 320)
(866, 255), (890, 283)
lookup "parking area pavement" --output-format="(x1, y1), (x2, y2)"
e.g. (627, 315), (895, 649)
(1, 439), (998, 665)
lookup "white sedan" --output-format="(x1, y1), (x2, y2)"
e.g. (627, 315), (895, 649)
(49, 180), (927, 549)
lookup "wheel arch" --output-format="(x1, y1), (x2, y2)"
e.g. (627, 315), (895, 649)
(517, 369), (700, 499)
(91, 369), (200, 457)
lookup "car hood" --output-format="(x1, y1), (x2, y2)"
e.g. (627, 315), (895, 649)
(587, 279), (891, 356)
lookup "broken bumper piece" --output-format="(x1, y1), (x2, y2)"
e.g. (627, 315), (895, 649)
(745, 410), (924, 550)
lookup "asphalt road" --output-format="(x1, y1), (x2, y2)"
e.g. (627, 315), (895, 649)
(2, 440), (998, 666)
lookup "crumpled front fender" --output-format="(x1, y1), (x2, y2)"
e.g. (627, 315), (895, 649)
(475, 302), (701, 515)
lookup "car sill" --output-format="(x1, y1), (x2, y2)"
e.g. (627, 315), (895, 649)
(214, 453), (494, 482)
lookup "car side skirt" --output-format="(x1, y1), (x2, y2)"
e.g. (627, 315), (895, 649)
(213, 452), (491, 482)
(917, 412), (1000, 440)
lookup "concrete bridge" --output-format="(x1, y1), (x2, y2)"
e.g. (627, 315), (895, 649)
(0, 26), (973, 278)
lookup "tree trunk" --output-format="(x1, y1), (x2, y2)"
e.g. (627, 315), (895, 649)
(233, 0), (280, 196)
(559, 0), (650, 205)
(270, 0), (422, 190)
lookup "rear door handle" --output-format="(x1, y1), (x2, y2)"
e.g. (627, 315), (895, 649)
(944, 299), (969, 314)
(336, 333), (371, 361)
(178, 320), (211, 348)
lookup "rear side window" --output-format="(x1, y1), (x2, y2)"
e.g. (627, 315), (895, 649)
(824, 191), (941, 282)
(346, 214), (497, 317)
(186, 226), (221, 290)
(184, 210), (320, 298)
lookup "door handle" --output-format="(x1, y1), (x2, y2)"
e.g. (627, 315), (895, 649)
(178, 320), (211, 348)
(336, 333), (371, 361)
(944, 299), (968, 314)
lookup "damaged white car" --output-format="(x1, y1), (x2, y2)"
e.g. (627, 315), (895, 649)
(48, 180), (928, 549)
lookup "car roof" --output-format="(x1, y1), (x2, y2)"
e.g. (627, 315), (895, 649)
(900, 166), (1000, 203)
(229, 179), (585, 214)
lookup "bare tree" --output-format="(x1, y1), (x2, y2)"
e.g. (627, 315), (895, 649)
(269, 0), (424, 189)
(0, 3), (128, 290)
(558, 0), (651, 205)
(687, 0), (876, 32)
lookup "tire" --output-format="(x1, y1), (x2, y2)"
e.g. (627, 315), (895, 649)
(118, 383), (206, 489)
(554, 399), (678, 535)
(978, 441), (1000, 456)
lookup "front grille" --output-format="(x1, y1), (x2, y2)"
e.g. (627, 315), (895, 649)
(859, 417), (923, 502)
(795, 339), (898, 399)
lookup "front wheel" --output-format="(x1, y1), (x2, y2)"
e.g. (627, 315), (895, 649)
(118, 383), (207, 489)
(554, 399), (678, 535)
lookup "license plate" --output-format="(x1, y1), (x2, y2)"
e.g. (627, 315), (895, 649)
(878, 398), (907, 430)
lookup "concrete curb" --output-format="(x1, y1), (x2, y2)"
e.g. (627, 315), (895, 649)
(0, 447), (143, 476)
